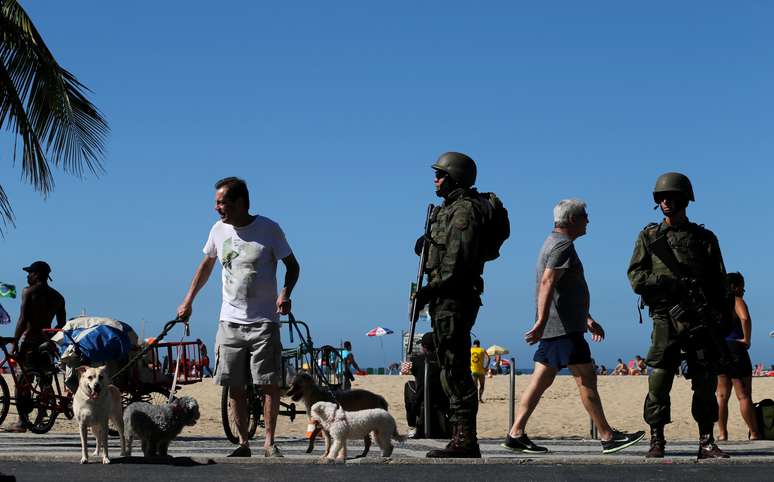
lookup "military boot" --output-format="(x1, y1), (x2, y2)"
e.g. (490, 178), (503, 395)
(425, 422), (481, 458)
(697, 434), (729, 460)
(646, 426), (665, 458)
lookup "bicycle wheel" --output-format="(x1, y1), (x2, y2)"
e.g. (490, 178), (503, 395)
(124, 387), (173, 407)
(221, 385), (261, 444)
(0, 375), (9, 426)
(18, 370), (58, 434)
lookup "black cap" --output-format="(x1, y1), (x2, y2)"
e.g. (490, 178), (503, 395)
(22, 261), (52, 281)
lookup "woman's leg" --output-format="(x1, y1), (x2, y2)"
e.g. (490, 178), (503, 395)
(732, 376), (760, 439)
(716, 374), (731, 440)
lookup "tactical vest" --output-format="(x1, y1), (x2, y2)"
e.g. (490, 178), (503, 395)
(641, 222), (722, 307)
(425, 197), (484, 294)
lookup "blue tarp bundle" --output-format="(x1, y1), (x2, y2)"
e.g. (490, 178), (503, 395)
(51, 316), (139, 363)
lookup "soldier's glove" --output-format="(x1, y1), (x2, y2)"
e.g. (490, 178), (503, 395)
(414, 235), (431, 256)
(413, 285), (437, 308)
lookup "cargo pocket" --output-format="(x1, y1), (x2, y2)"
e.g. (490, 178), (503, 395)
(214, 345), (221, 378)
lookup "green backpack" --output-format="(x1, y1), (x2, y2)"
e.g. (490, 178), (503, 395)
(472, 192), (510, 262)
(754, 399), (774, 440)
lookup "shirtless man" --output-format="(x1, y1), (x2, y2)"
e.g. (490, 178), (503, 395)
(2, 261), (66, 432)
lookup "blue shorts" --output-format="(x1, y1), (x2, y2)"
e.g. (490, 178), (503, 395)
(533, 332), (591, 370)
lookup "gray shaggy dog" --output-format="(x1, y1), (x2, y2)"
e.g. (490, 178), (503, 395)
(124, 396), (200, 457)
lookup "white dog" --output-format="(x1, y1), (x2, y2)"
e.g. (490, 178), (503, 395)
(310, 401), (404, 462)
(73, 365), (126, 464)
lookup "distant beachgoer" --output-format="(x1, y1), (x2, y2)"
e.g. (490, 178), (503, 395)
(598, 365), (608, 376)
(470, 340), (489, 403)
(2, 261), (66, 433)
(629, 355), (647, 376)
(488, 354), (502, 377)
(502, 199), (644, 455)
(716, 272), (760, 441)
(612, 359), (627, 375)
(341, 341), (361, 389)
(198, 339), (214, 378)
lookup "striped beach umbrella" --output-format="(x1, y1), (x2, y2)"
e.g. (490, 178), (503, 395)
(366, 326), (393, 337)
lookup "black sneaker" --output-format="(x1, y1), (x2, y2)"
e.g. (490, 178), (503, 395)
(501, 434), (548, 454)
(227, 444), (252, 457)
(601, 430), (646, 454)
(698, 435), (730, 460)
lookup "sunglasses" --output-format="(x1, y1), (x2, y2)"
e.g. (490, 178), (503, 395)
(655, 193), (683, 203)
(434, 170), (448, 180)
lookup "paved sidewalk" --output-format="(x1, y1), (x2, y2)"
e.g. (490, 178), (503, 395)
(0, 434), (772, 464)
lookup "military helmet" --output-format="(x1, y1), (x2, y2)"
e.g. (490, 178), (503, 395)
(653, 172), (694, 202)
(432, 152), (477, 187)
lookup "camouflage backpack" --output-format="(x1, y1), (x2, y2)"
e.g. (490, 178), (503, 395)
(473, 192), (510, 261)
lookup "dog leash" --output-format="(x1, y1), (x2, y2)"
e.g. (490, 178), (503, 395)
(168, 321), (190, 403)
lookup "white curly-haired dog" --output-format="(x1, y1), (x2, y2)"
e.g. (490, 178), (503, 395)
(310, 401), (404, 462)
(123, 396), (200, 457)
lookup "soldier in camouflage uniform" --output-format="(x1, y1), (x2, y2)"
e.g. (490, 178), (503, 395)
(413, 152), (485, 458)
(627, 172), (730, 459)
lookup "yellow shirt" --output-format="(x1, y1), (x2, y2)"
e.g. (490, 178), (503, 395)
(470, 346), (486, 374)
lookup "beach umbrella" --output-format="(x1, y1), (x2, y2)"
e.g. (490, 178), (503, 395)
(486, 345), (509, 356)
(366, 326), (394, 337)
(366, 326), (393, 368)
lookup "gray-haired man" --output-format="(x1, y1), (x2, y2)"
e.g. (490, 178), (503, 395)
(177, 177), (300, 458)
(501, 199), (644, 455)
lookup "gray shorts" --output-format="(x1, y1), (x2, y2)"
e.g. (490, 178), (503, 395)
(214, 321), (282, 387)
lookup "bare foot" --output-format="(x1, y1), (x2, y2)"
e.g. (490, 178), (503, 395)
(717, 434), (728, 441)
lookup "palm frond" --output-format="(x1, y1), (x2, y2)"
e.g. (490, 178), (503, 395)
(0, 184), (14, 233)
(0, 59), (51, 193)
(0, 0), (109, 231)
(1, 0), (109, 177)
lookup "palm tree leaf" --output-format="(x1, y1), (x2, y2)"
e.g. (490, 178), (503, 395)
(0, 59), (51, 193)
(0, 184), (14, 233)
(0, 0), (109, 178)
(0, 0), (108, 232)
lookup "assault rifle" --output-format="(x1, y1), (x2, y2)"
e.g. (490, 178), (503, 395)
(647, 234), (730, 368)
(407, 203), (435, 356)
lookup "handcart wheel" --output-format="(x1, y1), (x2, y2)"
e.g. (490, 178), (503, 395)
(221, 385), (262, 444)
(0, 376), (9, 426)
(18, 370), (58, 434)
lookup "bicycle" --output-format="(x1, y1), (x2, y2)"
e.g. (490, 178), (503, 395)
(0, 335), (73, 434)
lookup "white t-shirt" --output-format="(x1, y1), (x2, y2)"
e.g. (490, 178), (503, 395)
(203, 215), (292, 324)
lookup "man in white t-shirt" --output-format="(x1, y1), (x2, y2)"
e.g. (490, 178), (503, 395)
(177, 177), (300, 458)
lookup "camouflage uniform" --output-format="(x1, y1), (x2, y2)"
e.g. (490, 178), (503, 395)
(628, 220), (729, 432)
(424, 187), (484, 448)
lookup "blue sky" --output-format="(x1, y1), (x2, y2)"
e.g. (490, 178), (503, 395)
(1, 1), (772, 369)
